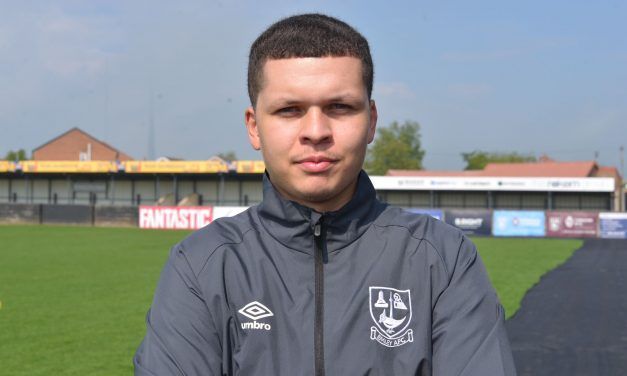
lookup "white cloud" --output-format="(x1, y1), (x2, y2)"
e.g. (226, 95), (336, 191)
(441, 49), (523, 62)
(374, 82), (417, 100)
(0, 28), (9, 51)
(441, 38), (571, 63)
(35, 13), (112, 77)
(41, 45), (108, 77)
(41, 16), (87, 34)
(447, 83), (494, 98)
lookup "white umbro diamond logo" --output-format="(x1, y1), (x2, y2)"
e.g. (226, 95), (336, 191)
(238, 301), (274, 321)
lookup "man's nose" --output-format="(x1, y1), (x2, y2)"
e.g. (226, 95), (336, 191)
(299, 108), (332, 145)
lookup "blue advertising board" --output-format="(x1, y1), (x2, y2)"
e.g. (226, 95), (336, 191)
(404, 208), (443, 221)
(493, 210), (546, 237)
(599, 213), (627, 239)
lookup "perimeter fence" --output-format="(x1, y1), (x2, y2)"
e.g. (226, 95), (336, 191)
(2, 204), (626, 239)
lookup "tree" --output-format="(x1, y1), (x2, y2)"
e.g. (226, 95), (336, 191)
(4, 149), (28, 161)
(461, 151), (536, 170)
(364, 120), (425, 175)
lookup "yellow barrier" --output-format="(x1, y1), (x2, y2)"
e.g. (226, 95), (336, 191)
(235, 160), (266, 173)
(124, 160), (229, 173)
(0, 160), (267, 174)
(21, 161), (118, 173)
(0, 161), (16, 173)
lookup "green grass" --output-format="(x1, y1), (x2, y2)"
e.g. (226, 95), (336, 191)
(0, 225), (582, 375)
(0, 225), (191, 376)
(474, 237), (582, 319)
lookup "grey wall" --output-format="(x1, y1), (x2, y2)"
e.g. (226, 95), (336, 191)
(0, 204), (138, 227)
(0, 204), (41, 224)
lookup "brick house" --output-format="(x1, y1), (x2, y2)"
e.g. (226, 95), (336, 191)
(32, 128), (133, 161)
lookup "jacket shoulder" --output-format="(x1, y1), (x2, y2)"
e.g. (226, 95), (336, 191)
(375, 206), (469, 273)
(376, 206), (463, 243)
(175, 208), (256, 276)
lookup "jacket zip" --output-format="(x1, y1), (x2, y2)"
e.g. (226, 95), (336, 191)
(314, 219), (328, 376)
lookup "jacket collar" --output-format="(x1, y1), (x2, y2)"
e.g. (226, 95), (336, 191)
(257, 170), (385, 255)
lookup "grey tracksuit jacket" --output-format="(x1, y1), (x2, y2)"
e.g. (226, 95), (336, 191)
(134, 171), (517, 375)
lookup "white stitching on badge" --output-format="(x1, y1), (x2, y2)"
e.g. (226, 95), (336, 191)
(369, 287), (414, 347)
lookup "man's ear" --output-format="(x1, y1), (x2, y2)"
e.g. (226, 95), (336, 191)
(245, 106), (261, 150)
(367, 100), (378, 144)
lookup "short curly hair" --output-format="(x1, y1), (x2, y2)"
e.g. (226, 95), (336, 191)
(247, 13), (374, 106)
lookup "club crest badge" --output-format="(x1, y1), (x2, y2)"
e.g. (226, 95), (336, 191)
(369, 286), (413, 348)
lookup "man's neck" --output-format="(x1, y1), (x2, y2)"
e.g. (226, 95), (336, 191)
(269, 176), (359, 214)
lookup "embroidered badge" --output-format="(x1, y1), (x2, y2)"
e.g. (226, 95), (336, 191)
(369, 286), (413, 347)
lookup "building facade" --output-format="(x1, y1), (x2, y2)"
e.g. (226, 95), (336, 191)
(32, 128), (133, 161)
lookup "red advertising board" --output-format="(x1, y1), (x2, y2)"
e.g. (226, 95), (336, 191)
(546, 211), (597, 238)
(139, 206), (213, 230)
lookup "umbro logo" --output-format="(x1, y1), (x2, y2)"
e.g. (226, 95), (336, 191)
(238, 301), (273, 331)
(239, 301), (274, 320)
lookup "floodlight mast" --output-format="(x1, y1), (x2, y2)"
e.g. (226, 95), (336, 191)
(620, 145), (625, 211)
(149, 92), (155, 161)
(620, 145), (624, 180)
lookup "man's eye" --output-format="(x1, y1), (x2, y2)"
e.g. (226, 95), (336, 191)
(276, 107), (300, 115)
(329, 103), (352, 111)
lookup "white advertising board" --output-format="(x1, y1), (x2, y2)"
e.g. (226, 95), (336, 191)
(139, 206), (250, 230)
(370, 176), (614, 192)
(213, 206), (249, 220)
(139, 206), (213, 230)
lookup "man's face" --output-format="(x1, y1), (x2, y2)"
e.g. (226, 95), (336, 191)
(245, 56), (377, 212)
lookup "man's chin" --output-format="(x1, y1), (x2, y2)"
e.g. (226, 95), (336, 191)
(286, 186), (337, 206)
(293, 181), (357, 211)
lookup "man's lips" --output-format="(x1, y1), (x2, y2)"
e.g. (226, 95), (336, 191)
(295, 156), (337, 173)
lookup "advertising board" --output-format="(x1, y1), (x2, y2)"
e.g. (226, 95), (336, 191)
(139, 206), (213, 230)
(546, 211), (597, 238)
(444, 210), (492, 236)
(235, 161), (266, 173)
(403, 208), (443, 221)
(0, 161), (15, 173)
(599, 212), (627, 239)
(21, 161), (117, 173)
(370, 176), (614, 192)
(213, 206), (249, 220)
(125, 161), (229, 174)
(493, 210), (545, 237)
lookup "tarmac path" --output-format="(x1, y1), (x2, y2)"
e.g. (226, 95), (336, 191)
(506, 239), (627, 376)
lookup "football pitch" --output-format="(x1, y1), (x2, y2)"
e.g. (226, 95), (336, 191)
(0, 225), (582, 375)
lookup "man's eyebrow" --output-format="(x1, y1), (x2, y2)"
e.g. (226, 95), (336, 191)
(268, 94), (364, 107)
(268, 98), (301, 107)
(268, 97), (302, 107)
(327, 94), (363, 102)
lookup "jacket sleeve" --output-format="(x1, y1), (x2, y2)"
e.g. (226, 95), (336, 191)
(431, 236), (517, 376)
(134, 245), (223, 375)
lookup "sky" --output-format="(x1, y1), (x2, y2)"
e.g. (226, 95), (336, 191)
(1, 0), (625, 172)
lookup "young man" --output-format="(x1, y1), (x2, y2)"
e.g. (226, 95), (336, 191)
(134, 14), (516, 375)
